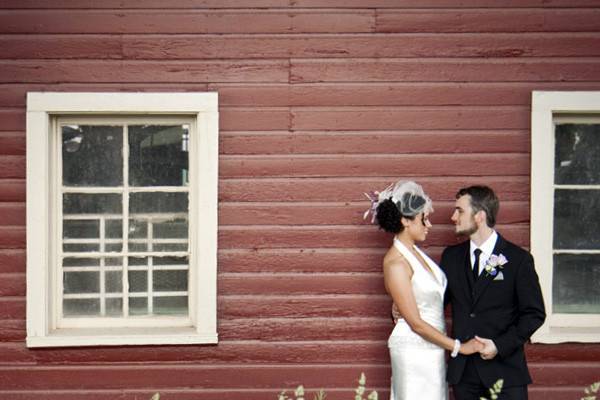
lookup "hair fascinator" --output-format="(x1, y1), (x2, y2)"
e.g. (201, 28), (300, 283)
(364, 180), (433, 223)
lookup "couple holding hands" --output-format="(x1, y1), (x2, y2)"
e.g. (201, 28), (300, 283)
(366, 182), (546, 400)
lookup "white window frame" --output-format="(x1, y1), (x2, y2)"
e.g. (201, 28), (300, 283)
(531, 91), (600, 343)
(26, 92), (219, 347)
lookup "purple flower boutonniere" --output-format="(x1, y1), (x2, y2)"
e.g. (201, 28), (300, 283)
(484, 254), (508, 277)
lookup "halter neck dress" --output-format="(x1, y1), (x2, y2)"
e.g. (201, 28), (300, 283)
(388, 238), (448, 400)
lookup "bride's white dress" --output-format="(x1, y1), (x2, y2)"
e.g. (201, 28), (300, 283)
(388, 238), (448, 400)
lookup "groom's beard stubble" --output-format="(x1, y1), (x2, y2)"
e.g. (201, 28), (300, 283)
(455, 217), (478, 237)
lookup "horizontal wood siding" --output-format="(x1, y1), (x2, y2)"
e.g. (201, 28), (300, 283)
(1, 1), (599, 399)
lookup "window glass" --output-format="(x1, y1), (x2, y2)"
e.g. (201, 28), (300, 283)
(555, 123), (600, 185)
(553, 254), (600, 313)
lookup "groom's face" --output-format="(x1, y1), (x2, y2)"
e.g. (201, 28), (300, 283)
(452, 195), (478, 236)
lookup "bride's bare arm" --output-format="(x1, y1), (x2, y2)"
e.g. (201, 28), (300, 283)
(384, 258), (481, 355)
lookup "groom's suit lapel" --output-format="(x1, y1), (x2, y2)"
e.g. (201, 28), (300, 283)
(472, 234), (507, 307)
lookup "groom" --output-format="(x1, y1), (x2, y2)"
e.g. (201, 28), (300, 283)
(440, 185), (545, 400)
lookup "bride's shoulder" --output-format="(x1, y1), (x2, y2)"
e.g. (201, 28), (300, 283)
(383, 248), (412, 273)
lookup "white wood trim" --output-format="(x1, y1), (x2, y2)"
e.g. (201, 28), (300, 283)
(27, 92), (218, 113)
(530, 91), (600, 344)
(26, 92), (219, 347)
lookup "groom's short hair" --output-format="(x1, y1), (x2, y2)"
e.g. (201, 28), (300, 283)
(456, 185), (499, 227)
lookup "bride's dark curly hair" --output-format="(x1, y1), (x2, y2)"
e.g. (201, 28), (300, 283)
(376, 198), (415, 234)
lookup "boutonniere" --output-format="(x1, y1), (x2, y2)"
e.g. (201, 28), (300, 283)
(484, 254), (508, 277)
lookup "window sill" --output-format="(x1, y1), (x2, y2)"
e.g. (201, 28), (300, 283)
(26, 326), (218, 348)
(532, 326), (600, 344)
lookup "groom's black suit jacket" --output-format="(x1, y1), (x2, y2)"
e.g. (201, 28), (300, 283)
(440, 234), (546, 388)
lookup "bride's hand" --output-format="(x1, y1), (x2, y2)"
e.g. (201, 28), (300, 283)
(459, 338), (485, 355)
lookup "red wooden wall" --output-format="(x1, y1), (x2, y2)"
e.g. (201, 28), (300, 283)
(1, 1), (600, 399)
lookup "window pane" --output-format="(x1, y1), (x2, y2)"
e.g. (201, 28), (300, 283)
(130, 192), (188, 214)
(64, 271), (99, 294)
(105, 271), (122, 293)
(553, 189), (600, 249)
(555, 123), (600, 185)
(129, 297), (148, 315)
(553, 254), (600, 313)
(62, 125), (123, 187)
(154, 270), (188, 292)
(63, 220), (99, 239)
(63, 193), (122, 214)
(128, 270), (148, 293)
(63, 258), (100, 268)
(64, 299), (100, 317)
(106, 298), (123, 316)
(129, 193), (188, 253)
(154, 296), (188, 315)
(129, 124), (190, 187)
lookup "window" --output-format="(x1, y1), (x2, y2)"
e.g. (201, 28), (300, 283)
(26, 93), (218, 347)
(531, 91), (600, 343)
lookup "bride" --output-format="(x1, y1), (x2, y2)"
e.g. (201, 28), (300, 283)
(365, 181), (482, 400)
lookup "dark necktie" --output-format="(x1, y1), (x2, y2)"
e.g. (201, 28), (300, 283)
(473, 248), (482, 281)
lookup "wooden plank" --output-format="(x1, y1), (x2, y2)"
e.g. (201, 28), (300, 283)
(291, 58), (600, 83)
(0, 362), (596, 390)
(0, 60), (289, 83)
(0, 364), (390, 389)
(219, 154), (530, 178)
(219, 200), (530, 225)
(290, 106), (529, 130)
(219, 176), (531, 202)
(1, 0), (598, 8)
(5, 33), (598, 61)
(217, 224), (530, 249)
(0, 109), (24, 131)
(0, 203), (24, 226)
(116, 34), (600, 59)
(0, 10), (375, 34)
(220, 108), (290, 131)
(1, 339), (599, 364)
(5, 82), (600, 107)
(220, 130), (530, 154)
(0, 249), (25, 273)
(0, 319), (24, 341)
(0, 273), (24, 297)
(0, 36), (122, 59)
(0, 227), (25, 249)
(218, 273), (385, 295)
(0, 298), (25, 319)
(0, 180), (25, 202)
(218, 248), (387, 273)
(0, 388), (590, 400)
(0, 132), (25, 156)
(376, 9), (600, 33)
(0, 156), (25, 179)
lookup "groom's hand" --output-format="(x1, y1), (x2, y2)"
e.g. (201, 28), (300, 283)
(475, 336), (498, 360)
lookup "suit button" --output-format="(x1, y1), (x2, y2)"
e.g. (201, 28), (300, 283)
(469, 313), (476, 318)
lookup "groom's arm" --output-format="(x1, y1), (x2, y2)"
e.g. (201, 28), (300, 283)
(440, 247), (452, 307)
(493, 252), (546, 359)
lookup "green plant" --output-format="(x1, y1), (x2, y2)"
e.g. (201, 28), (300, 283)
(278, 373), (377, 400)
(480, 379), (503, 400)
(582, 381), (600, 400)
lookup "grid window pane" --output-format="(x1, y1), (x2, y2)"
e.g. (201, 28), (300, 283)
(63, 299), (100, 317)
(154, 296), (188, 315)
(64, 271), (99, 294)
(154, 270), (188, 292)
(129, 297), (148, 315)
(129, 124), (189, 187)
(553, 189), (600, 249)
(129, 270), (148, 293)
(555, 123), (600, 185)
(62, 125), (123, 187)
(106, 298), (123, 317)
(105, 271), (122, 293)
(63, 220), (99, 239)
(553, 254), (600, 313)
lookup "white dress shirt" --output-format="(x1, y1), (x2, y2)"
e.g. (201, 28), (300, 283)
(470, 230), (499, 277)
